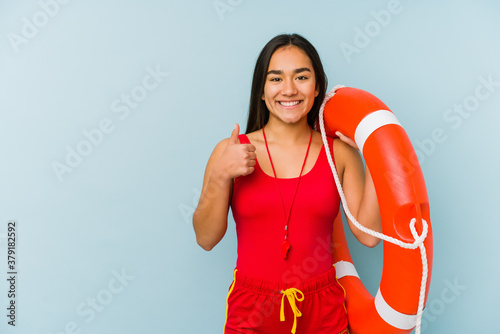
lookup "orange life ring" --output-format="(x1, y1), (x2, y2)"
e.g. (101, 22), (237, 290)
(319, 86), (433, 334)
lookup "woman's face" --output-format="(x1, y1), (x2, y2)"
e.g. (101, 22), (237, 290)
(262, 46), (319, 126)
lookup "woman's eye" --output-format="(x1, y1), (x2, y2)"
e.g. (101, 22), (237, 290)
(270, 77), (281, 82)
(297, 76), (308, 80)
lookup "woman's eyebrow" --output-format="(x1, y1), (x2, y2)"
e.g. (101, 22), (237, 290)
(266, 67), (312, 76)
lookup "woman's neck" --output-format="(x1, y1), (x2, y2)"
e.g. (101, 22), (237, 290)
(263, 118), (311, 145)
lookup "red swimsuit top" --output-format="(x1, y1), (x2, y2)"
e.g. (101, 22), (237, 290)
(231, 134), (341, 281)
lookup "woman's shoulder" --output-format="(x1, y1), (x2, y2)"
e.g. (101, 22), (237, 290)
(332, 136), (363, 173)
(333, 136), (358, 156)
(244, 130), (263, 145)
(332, 136), (350, 152)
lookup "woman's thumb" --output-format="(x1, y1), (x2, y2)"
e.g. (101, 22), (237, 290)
(229, 123), (240, 144)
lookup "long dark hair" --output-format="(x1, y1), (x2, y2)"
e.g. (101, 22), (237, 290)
(245, 34), (328, 133)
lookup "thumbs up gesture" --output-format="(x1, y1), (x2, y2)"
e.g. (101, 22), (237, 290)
(217, 123), (257, 179)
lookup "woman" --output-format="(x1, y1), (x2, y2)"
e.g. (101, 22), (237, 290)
(193, 34), (382, 334)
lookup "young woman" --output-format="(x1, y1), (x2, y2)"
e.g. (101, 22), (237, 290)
(193, 34), (382, 334)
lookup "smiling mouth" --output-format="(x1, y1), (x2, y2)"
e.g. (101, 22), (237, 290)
(278, 100), (302, 107)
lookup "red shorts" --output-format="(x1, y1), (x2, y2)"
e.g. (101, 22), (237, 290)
(224, 266), (349, 334)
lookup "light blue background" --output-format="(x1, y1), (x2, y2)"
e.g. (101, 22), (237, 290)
(1, 0), (499, 333)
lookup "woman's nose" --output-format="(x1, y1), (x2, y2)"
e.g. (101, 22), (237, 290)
(281, 79), (297, 96)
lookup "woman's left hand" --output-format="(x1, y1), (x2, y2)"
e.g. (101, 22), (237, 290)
(335, 131), (359, 151)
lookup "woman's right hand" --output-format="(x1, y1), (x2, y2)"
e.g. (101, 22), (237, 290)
(214, 123), (256, 180)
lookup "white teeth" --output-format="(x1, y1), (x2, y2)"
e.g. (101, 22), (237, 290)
(279, 101), (300, 106)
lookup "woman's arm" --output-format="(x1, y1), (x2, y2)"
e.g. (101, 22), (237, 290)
(334, 133), (382, 248)
(193, 124), (256, 251)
